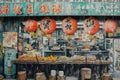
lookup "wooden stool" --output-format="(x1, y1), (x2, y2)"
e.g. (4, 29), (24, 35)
(17, 71), (26, 80)
(81, 68), (91, 80)
(102, 73), (112, 80)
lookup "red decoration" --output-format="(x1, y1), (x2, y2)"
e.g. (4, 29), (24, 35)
(40, 17), (56, 34)
(84, 17), (99, 35)
(103, 19), (117, 33)
(25, 19), (38, 32)
(62, 17), (77, 35)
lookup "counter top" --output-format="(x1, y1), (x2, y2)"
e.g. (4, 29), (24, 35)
(12, 60), (112, 65)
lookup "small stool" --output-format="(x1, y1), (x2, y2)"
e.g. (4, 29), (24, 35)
(81, 68), (91, 80)
(17, 71), (26, 80)
(102, 73), (112, 80)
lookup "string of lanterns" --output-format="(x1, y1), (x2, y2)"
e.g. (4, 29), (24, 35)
(24, 17), (118, 37)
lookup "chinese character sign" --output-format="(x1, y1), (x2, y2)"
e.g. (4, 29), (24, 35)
(0, 5), (9, 15)
(0, 2), (119, 16)
(13, 4), (22, 15)
(51, 4), (61, 13)
(40, 4), (49, 14)
(27, 4), (33, 14)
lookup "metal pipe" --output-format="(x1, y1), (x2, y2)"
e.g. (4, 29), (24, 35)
(22, 21), (103, 29)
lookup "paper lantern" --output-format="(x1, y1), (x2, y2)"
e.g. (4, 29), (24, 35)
(62, 17), (77, 35)
(84, 17), (99, 35)
(40, 17), (56, 34)
(25, 19), (38, 32)
(103, 19), (117, 33)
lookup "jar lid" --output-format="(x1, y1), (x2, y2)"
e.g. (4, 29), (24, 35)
(81, 68), (91, 71)
(51, 70), (56, 76)
(18, 71), (26, 74)
(59, 71), (64, 76)
(36, 72), (44, 76)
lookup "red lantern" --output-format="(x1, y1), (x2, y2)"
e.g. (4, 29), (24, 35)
(40, 17), (56, 34)
(84, 17), (99, 35)
(62, 17), (77, 35)
(25, 19), (38, 32)
(103, 19), (117, 33)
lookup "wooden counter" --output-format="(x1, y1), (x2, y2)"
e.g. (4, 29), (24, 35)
(12, 60), (112, 65)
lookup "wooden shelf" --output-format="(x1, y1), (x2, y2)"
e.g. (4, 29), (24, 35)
(106, 38), (120, 39)
(12, 60), (112, 65)
(44, 50), (65, 53)
(75, 50), (108, 54)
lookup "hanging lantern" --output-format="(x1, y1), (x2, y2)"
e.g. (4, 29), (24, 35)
(84, 17), (99, 35)
(25, 19), (38, 32)
(40, 17), (56, 39)
(40, 17), (56, 34)
(62, 17), (77, 35)
(103, 19), (117, 33)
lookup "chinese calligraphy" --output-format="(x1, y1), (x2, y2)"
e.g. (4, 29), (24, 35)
(40, 4), (49, 14)
(40, 4), (61, 14)
(86, 19), (95, 27)
(0, 5), (9, 15)
(43, 20), (50, 30)
(51, 4), (61, 13)
(27, 4), (33, 14)
(13, 4), (22, 15)
(0, 2), (117, 16)
(65, 19), (72, 30)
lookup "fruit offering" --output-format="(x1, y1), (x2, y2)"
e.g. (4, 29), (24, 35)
(58, 56), (69, 61)
(17, 54), (43, 60)
(69, 56), (85, 61)
(43, 55), (57, 61)
(87, 55), (96, 61)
